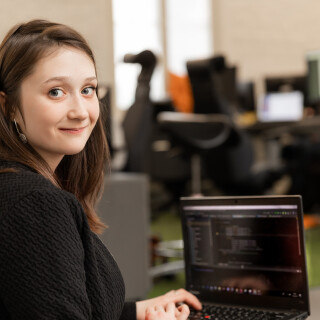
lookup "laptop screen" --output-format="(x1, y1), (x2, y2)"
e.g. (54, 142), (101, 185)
(180, 196), (309, 312)
(257, 91), (304, 122)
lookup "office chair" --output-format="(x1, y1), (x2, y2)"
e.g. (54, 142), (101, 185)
(187, 55), (238, 116)
(186, 55), (284, 195)
(150, 111), (234, 278)
(121, 50), (191, 206)
(263, 74), (320, 210)
(122, 50), (156, 172)
(157, 112), (233, 195)
(236, 81), (256, 112)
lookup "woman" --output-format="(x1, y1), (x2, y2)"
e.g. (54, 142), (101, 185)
(0, 20), (201, 319)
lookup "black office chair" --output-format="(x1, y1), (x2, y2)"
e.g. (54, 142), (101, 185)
(121, 50), (156, 172)
(186, 55), (284, 195)
(187, 55), (238, 116)
(121, 50), (192, 207)
(263, 74), (320, 210)
(157, 112), (233, 195)
(236, 81), (256, 112)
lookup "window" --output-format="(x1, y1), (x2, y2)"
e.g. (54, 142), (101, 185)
(112, 0), (164, 110)
(165, 0), (213, 75)
(112, 0), (213, 110)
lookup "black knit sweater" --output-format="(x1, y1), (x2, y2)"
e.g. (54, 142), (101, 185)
(0, 160), (136, 320)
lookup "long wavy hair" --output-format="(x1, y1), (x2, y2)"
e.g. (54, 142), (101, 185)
(0, 19), (109, 233)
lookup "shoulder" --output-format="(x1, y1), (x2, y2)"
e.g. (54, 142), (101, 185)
(0, 160), (50, 191)
(0, 162), (85, 230)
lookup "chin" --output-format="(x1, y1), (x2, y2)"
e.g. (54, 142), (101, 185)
(63, 145), (87, 155)
(65, 149), (86, 156)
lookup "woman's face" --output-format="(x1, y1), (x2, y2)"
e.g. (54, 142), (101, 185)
(15, 46), (99, 170)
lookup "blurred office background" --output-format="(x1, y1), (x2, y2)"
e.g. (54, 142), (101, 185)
(2, 0), (319, 138)
(2, 0), (320, 315)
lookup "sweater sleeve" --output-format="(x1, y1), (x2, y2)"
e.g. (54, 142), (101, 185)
(120, 302), (137, 320)
(0, 189), (92, 319)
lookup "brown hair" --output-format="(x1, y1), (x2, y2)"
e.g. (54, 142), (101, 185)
(0, 19), (109, 233)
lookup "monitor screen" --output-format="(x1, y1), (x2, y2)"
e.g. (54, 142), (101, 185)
(306, 50), (320, 105)
(180, 196), (309, 311)
(257, 91), (303, 122)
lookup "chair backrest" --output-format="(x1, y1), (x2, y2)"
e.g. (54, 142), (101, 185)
(205, 128), (254, 185)
(236, 81), (256, 112)
(211, 66), (238, 116)
(122, 50), (191, 188)
(186, 56), (238, 115)
(186, 55), (255, 186)
(122, 50), (156, 172)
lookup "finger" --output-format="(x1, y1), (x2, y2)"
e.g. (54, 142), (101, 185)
(178, 304), (190, 315)
(165, 302), (176, 314)
(176, 304), (190, 320)
(145, 306), (155, 315)
(171, 288), (202, 310)
(175, 304), (189, 317)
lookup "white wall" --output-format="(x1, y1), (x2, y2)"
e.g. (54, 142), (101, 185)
(0, 0), (114, 90)
(212, 0), (320, 98)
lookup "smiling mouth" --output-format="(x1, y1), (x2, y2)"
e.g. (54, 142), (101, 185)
(59, 126), (87, 134)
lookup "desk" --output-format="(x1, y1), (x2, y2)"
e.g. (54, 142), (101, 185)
(242, 116), (320, 137)
(309, 287), (320, 319)
(239, 116), (320, 177)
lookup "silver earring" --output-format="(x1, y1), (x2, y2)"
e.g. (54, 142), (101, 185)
(13, 119), (27, 143)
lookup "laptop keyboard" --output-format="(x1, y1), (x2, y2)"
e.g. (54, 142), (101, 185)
(189, 304), (296, 320)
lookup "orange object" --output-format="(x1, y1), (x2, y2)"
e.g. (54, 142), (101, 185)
(304, 214), (320, 229)
(167, 72), (194, 113)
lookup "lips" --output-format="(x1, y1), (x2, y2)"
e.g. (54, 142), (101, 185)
(59, 126), (87, 134)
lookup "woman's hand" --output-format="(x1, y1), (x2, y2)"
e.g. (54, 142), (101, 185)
(136, 288), (202, 320)
(145, 302), (189, 320)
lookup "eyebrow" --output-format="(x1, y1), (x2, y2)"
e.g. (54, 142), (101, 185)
(43, 76), (97, 84)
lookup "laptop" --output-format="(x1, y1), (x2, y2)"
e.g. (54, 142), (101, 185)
(257, 91), (304, 123)
(180, 195), (310, 320)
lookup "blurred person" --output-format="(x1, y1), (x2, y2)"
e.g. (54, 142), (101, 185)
(0, 19), (201, 319)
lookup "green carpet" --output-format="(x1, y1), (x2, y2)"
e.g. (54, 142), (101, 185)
(305, 226), (320, 288)
(150, 209), (182, 241)
(148, 209), (185, 298)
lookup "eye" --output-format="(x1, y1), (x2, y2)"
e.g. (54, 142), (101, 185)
(49, 88), (64, 99)
(81, 86), (96, 96)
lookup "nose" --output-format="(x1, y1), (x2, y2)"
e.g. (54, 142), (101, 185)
(67, 94), (89, 120)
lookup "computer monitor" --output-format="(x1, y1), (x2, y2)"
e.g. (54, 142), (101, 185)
(264, 75), (307, 106)
(236, 81), (256, 112)
(257, 91), (304, 122)
(306, 50), (320, 107)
